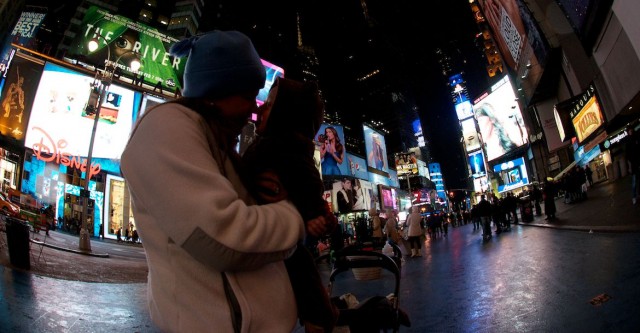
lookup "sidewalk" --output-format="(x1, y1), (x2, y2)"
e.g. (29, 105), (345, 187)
(514, 175), (640, 232)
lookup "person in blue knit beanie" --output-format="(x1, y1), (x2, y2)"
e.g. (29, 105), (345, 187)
(121, 30), (332, 333)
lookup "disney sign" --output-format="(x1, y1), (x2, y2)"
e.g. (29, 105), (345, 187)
(31, 126), (101, 179)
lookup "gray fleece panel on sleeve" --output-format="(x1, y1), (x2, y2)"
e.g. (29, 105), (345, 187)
(182, 227), (295, 272)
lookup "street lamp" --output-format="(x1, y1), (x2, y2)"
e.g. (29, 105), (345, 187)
(78, 36), (140, 252)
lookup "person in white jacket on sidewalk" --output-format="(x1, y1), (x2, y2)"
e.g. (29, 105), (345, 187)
(121, 30), (329, 333)
(405, 206), (424, 257)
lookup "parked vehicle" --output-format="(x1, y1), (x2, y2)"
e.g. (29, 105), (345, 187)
(0, 192), (21, 217)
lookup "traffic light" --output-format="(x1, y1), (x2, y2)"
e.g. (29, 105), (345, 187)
(84, 86), (101, 116)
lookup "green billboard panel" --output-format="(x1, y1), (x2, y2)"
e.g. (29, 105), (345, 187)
(67, 6), (185, 93)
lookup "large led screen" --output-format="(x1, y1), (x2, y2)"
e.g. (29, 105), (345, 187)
(66, 6), (184, 93)
(456, 101), (474, 120)
(25, 62), (138, 161)
(256, 59), (284, 106)
(468, 150), (487, 178)
(461, 118), (482, 152)
(316, 123), (348, 176)
(493, 157), (529, 192)
(473, 76), (528, 161)
(363, 124), (389, 174)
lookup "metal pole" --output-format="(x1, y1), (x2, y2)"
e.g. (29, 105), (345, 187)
(79, 74), (110, 251)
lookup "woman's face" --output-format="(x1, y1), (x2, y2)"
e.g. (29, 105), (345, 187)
(214, 90), (260, 135)
(256, 84), (279, 135)
(326, 128), (335, 140)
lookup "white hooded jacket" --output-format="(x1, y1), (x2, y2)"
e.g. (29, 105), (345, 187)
(121, 103), (305, 332)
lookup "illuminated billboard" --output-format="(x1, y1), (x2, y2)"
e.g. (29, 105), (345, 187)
(456, 101), (474, 120)
(256, 59), (284, 106)
(493, 157), (529, 192)
(568, 84), (605, 144)
(461, 118), (482, 152)
(66, 6), (185, 93)
(0, 54), (44, 142)
(468, 150), (487, 178)
(346, 153), (369, 180)
(363, 124), (389, 174)
(473, 75), (528, 161)
(25, 62), (140, 162)
(378, 184), (397, 211)
(316, 123), (348, 176)
(331, 177), (373, 213)
(476, 0), (549, 99)
(394, 152), (418, 176)
(1, 11), (46, 80)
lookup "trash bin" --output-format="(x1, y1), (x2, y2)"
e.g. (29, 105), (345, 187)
(520, 200), (534, 222)
(6, 217), (30, 270)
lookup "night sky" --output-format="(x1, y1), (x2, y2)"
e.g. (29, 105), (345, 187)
(296, 0), (491, 189)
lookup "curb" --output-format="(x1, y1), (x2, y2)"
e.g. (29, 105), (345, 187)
(30, 239), (110, 258)
(513, 221), (640, 234)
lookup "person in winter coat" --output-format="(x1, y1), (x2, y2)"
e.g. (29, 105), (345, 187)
(369, 208), (384, 247)
(383, 209), (401, 247)
(121, 30), (330, 333)
(405, 206), (424, 257)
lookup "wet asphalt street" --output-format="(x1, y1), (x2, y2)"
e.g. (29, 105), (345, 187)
(3, 222), (640, 332)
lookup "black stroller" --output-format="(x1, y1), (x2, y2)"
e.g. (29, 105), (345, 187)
(326, 244), (410, 332)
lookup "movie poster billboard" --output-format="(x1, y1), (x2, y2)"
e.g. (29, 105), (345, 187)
(468, 150), (487, 178)
(493, 157), (529, 192)
(394, 152), (418, 176)
(25, 62), (139, 166)
(66, 6), (184, 93)
(316, 123), (348, 176)
(473, 75), (528, 161)
(363, 124), (389, 174)
(1, 11), (47, 81)
(0, 54), (44, 142)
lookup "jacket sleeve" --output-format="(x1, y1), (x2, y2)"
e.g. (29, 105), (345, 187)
(121, 104), (305, 271)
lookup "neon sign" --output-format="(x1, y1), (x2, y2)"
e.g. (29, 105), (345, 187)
(31, 127), (101, 179)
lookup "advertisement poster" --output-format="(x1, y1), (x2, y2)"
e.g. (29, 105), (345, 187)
(346, 153), (369, 180)
(468, 150), (487, 178)
(493, 157), (529, 192)
(0, 54), (44, 142)
(316, 123), (348, 176)
(1, 11), (47, 81)
(473, 75), (528, 161)
(256, 59), (285, 106)
(67, 6), (184, 93)
(363, 124), (389, 174)
(461, 118), (482, 152)
(394, 152), (418, 176)
(25, 62), (137, 162)
(571, 96), (604, 144)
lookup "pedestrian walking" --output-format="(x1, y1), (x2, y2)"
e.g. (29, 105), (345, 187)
(405, 206), (424, 257)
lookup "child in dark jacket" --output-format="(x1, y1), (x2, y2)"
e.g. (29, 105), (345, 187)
(243, 77), (338, 332)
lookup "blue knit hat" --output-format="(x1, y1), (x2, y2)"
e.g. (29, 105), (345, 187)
(169, 30), (266, 99)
